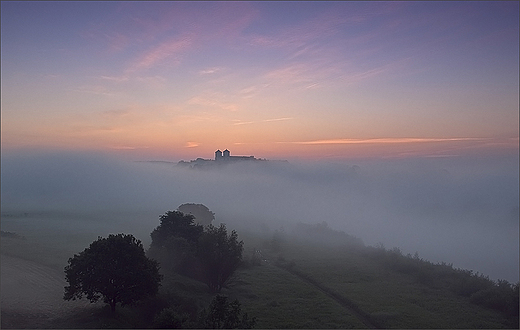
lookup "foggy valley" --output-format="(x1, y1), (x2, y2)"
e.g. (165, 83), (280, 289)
(2, 149), (519, 328)
(2, 149), (518, 283)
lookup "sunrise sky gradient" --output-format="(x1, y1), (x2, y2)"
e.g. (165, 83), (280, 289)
(1, 1), (518, 161)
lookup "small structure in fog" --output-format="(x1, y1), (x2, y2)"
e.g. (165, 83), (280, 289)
(177, 149), (285, 169)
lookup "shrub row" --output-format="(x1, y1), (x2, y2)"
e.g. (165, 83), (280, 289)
(365, 244), (519, 326)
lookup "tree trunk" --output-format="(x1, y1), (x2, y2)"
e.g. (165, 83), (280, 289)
(110, 299), (116, 313)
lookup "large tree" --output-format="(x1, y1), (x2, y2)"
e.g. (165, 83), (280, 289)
(198, 224), (244, 292)
(148, 211), (204, 275)
(64, 234), (162, 312)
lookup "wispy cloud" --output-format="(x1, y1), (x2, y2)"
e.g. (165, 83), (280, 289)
(184, 141), (200, 148)
(264, 63), (313, 85)
(134, 75), (168, 89)
(126, 36), (192, 73)
(107, 146), (140, 150)
(187, 92), (239, 112)
(262, 117), (293, 123)
(233, 117), (293, 125)
(199, 67), (224, 75)
(283, 137), (488, 145)
(100, 75), (130, 83)
(344, 66), (392, 83)
(233, 120), (255, 126)
(239, 84), (271, 99)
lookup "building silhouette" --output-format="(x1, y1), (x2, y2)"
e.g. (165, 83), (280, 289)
(178, 149), (283, 169)
(215, 149), (255, 162)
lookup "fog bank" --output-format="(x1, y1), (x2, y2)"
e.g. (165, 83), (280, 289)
(1, 150), (518, 282)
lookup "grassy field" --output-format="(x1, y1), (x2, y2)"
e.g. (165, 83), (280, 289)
(1, 212), (517, 328)
(257, 241), (511, 328)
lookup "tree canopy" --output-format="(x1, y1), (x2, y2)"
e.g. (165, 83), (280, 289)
(148, 211), (244, 292)
(178, 203), (215, 226)
(149, 210), (244, 292)
(150, 210), (203, 247)
(64, 234), (162, 312)
(198, 224), (244, 292)
(148, 210), (204, 275)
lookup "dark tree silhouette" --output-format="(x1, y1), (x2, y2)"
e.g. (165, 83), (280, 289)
(150, 211), (204, 247)
(178, 203), (215, 226)
(200, 295), (256, 329)
(198, 224), (244, 292)
(64, 234), (162, 312)
(148, 211), (204, 275)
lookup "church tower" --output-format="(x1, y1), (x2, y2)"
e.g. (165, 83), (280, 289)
(215, 149), (222, 161)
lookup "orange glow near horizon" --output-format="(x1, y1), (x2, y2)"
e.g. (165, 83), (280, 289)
(2, 117), (518, 162)
(1, 2), (518, 162)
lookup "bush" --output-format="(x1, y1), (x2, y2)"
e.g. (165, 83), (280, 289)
(153, 307), (191, 329)
(199, 295), (256, 329)
(470, 281), (519, 324)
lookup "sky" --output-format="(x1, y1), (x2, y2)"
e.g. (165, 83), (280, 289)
(1, 1), (519, 161)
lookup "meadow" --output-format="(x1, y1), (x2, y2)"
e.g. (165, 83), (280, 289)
(1, 211), (518, 329)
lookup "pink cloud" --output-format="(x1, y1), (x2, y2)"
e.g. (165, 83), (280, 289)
(262, 117), (293, 123)
(199, 67), (224, 75)
(100, 75), (129, 82)
(127, 36), (192, 73)
(284, 137), (489, 145)
(233, 120), (255, 126)
(185, 142), (200, 148)
(118, 4), (258, 74)
(264, 64), (313, 84)
(233, 117), (293, 126)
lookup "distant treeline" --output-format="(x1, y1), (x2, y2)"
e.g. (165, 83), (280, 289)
(0, 230), (26, 240)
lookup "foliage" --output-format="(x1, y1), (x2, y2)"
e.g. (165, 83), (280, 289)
(365, 244), (519, 326)
(198, 224), (244, 292)
(150, 211), (204, 248)
(153, 306), (192, 329)
(469, 281), (519, 327)
(64, 234), (162, 312)
(149, 211), (244, 293)
(178, 203), (215, 226)
(199, 295), (256, 329)
(148, 211), (204, 275)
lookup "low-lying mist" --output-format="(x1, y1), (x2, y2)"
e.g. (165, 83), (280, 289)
(1, 149), (518, 282)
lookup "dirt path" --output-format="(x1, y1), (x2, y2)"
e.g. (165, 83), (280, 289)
(274, 262), (381, 329)
(1, 254), (98, 328)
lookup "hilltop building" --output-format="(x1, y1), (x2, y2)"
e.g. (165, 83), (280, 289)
(177, 149), (277, 169)
(215, 149), (256, 162)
